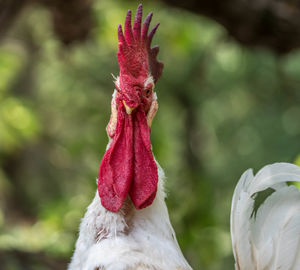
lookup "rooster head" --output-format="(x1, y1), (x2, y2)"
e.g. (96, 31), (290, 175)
(98, 4), (163, 213)
(116, 4), (163, 114)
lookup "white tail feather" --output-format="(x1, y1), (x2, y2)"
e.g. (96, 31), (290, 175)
(231, 162), (300, 270)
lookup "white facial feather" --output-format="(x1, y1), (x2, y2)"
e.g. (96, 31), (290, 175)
(144, 76), (154, 87)
(114, 76), (120, 89)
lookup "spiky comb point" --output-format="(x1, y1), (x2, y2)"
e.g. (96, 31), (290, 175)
(117, 4), (163, 83)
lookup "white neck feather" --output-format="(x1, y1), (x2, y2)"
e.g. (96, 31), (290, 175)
(69, 158), (192, 270)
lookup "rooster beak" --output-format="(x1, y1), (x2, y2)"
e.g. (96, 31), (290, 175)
(123, 100), (135, 114)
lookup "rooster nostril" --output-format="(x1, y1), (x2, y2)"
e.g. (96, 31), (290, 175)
(134, 87), (142, 93)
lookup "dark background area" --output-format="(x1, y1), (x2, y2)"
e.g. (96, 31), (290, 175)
(0, 0), (300, 269)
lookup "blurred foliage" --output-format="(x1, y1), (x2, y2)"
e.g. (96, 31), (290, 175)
(0, 0), (300, 269)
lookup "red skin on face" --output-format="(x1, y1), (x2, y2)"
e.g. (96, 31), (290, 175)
(116, 76), (154, 113)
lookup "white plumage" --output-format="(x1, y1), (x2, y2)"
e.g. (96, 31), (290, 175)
(67, 4), (300, 269)
(69, 161), (192, 270)
(231, 162), (300, 270)
(70, 158), (300, 270)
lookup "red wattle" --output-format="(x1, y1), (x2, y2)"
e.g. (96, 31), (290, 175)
(98, 104), (158, 212)
(130, 107), (158, 209)
(98, 105), (133, 212)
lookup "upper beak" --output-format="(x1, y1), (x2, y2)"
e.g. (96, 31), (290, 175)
(123, 100), (135, 114)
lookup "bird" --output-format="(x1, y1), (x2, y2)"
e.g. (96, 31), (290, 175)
(230, 162), (300, 270)
(68, 4), (192, 270)
(68, 4), (300, 270)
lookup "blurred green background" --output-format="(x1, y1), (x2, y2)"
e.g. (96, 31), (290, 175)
(0, 0), (300, 269)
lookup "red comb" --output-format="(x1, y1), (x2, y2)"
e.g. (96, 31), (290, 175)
(117, 4), (163, 83)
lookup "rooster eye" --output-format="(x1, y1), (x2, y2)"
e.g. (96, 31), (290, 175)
(145, 88), (152, 97)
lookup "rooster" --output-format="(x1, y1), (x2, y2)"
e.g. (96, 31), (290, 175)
(68, 4), (300, 270)
(69, 4), (192, 270)
(231, 162), (300, 270)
